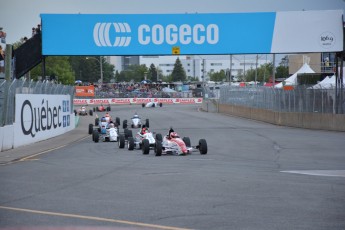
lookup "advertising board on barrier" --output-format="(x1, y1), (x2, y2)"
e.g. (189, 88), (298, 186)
(75, 85), (95, 97)
(41, 10), (343, 55)
(14, 94), (74, 148)
(73, 98), (203, 105)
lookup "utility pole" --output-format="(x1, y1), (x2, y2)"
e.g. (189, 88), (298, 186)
(229, 54), (232, 86)
(272, 54), (276, 87)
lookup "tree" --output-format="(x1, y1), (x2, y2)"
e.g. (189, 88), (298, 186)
(276, 65), (289, 79)
(171, 58), (186, 82)
(209, 70), (226, 82)
(119, 64), (148, 82)
(30, 56), (75, 84)
(148, 63), (158, 82)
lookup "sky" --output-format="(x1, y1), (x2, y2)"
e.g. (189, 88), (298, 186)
(1, 0), (345, 45)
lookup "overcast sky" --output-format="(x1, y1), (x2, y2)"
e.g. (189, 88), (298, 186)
(1, 0), (345, 45)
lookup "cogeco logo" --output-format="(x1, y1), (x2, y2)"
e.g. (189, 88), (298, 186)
(21, 99), (62, 137)
(94, 22), (132, 47)
(93, 22), (219, 47)
(138, 24), (219, 45)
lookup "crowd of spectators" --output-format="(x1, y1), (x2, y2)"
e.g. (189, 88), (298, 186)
(76, 82), (197, 98)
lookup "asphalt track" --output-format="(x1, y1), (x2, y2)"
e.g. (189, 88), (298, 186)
(0, 104), (345, 230)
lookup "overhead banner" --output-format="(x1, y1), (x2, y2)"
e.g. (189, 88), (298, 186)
(41, 10), (343, 55)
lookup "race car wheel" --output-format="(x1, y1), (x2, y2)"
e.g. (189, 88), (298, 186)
(145, 119), (150, 128)
(131, 124), (134, 128)
(118, 134), (125, 148)
(123, 120), (128, 129)
(74, 109), (77, 115)
(155, 140), (162, 156)
(159, 103), (163, 107)
(127, 137), (135, 150)
(95, 118), (99, 126)
(155, 133), (163, 142)
(125, 129), (133, 139)
(199, 139), (208, 154)
(89, 110), (93, 116)
(93, 130), (99, 143)
(116, 117), (120, 126)
(93, 107), (96, 112)
(142, 103), (145, 108)
(107, 106), (111, 111)
(142, 139), (150, 155)
(183, 137), (191, 147)
(88, 124), (93, 135)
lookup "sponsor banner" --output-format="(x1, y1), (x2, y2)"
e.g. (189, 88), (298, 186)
(14, 94), (74, 148)
(75, 85), (95, 97)
(73, 98), (203, 105)
(41, 10), (343, 55)
(41, 12), (275, 55)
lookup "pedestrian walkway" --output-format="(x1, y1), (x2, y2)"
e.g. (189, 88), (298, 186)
(0, 115), (94, 165)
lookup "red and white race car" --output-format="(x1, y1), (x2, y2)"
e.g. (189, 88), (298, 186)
(153, 130), (208, 156)
(93, 104), (111, 112)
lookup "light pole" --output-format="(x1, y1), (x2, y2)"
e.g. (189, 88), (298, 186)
(86, 56), (103, 85)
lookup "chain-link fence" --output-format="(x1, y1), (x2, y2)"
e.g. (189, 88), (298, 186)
(0, 79), (74, 127)
(217, 85), (345, 114)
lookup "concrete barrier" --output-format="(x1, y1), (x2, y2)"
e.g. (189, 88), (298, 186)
(206, 101), (345, 132)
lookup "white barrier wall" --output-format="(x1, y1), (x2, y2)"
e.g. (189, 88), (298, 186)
(13, 94), (75, 148)
(73, 98), (203, 105)
(0, 94), (75, 151)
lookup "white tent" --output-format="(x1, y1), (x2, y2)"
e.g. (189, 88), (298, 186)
(310, 75), (345, 89)
(275, 63), (315, 88)
(162, 87), (176, 93)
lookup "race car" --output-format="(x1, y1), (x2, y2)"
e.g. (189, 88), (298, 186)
(153, 131), (208, 156)
(74, 106), (93, 116)
(142, 102), (163, 108)
(93, 104), (111, 112)
(122, 113), (149, 129)
(89, 117), (121, 142)
(119, 128), (157, 154)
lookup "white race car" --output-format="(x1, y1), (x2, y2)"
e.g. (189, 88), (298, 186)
(142, 102), (163, 108)
(154, 131), (208, 156)
(122, 114), (149, 129)
(119, 129), (157, 154)
(89, 118), (119, 142)
(74, 106), (93, 116)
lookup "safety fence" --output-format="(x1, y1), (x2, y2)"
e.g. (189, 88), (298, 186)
(216, 85), (345, 114)
(0, 79), (74, 127)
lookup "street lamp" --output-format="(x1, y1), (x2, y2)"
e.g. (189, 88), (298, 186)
(86, 56), (103, 85)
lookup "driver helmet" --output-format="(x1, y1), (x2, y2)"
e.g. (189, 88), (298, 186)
(101, 117), (106, 122)
(170, 132), (179, 139)
(141, 127), (147, 133)
(109, 123), (115, 128)
(105, 113), (110, 117)
(133, 114), (139, 118)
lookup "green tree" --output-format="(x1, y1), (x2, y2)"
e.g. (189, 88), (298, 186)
(30, 56), (75, 84)
(276, 65), (289, 79)
(148, 63), (158, 82)
(171, 58), (186, 82)
(119, 64), (148, 82)
(209, 70), (226, 82)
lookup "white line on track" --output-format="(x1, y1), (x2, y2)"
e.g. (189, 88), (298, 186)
(281, 170), (345, 177)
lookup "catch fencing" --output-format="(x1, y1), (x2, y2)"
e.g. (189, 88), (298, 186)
(0, 79), (74, 127)
(215, 85), (345, 114)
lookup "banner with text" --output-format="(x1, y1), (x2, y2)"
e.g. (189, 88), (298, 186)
(73, 98), (203, 105)
(41, 10), (343, 55)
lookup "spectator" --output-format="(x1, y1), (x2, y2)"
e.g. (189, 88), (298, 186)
(0, 45), (4, 73)
(35, 24), (41, 34)
(32, 27), (36, 37)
